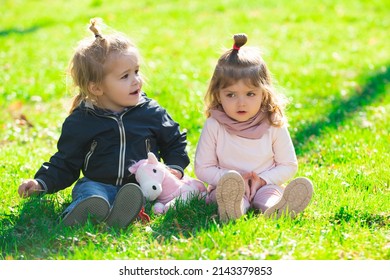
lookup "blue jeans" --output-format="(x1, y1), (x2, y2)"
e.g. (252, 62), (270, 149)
(62, 177), (120, 215)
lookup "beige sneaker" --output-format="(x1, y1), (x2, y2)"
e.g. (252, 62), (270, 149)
(264, 177), (313, 219)
(216, 170), (245, 222)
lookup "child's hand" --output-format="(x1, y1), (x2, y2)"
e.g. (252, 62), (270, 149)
(18, 179), (44, 198)
(243, 172), (266, 202)
(242, 172), (253, 201)
(168, 168), (182, 179)
(249, 172), (266, 200)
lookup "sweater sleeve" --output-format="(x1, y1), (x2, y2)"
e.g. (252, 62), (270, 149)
(258, 125), (298, 186)
(195, 118), (229, 187)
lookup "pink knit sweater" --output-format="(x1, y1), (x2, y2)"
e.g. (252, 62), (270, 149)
(194, 117), (298, 189)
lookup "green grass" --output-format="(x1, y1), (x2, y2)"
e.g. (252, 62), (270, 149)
(1, 0), (389, 260)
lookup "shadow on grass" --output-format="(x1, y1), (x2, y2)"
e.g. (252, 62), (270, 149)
(146, 195), (219, 242)
(0, 194), (217, 258)
(330, 206), (390, 229)
(0, 19), (56, 37)
(0, 26), (41, 37)
(0, 196), (149, 259)
(0, 196), (62, 259)
(293, 65), (390, 155)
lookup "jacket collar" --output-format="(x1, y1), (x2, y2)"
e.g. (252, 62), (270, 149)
(80, 92), (148, 116)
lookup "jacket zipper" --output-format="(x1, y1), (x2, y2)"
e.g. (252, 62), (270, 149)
(145, 138), (151, 154)
(84, 140), (97, 171)
(88, 107), (134, 187)
(107, 114), (127, 186)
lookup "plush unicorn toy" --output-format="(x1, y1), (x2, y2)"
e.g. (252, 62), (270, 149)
(129, 152), (207, 214)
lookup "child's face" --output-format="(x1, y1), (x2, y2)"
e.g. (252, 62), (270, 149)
(97, 48), (142, 112)
(219, 79), (263, 122)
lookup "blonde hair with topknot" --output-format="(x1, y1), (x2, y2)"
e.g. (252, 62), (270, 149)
(67, 18), (138, 113)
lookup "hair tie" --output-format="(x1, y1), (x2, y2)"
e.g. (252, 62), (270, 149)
(233, 44), (240, 51)
(95, 34), (102, 39)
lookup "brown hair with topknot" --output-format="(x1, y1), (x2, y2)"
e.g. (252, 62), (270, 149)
(204, 33), (287, 127)
(232, 33), (248, 51)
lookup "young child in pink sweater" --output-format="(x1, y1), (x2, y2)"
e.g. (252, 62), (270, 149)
(195, 34), (313, 222)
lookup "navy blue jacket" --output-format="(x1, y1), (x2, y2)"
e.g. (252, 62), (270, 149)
(35, 93), (189, 194)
